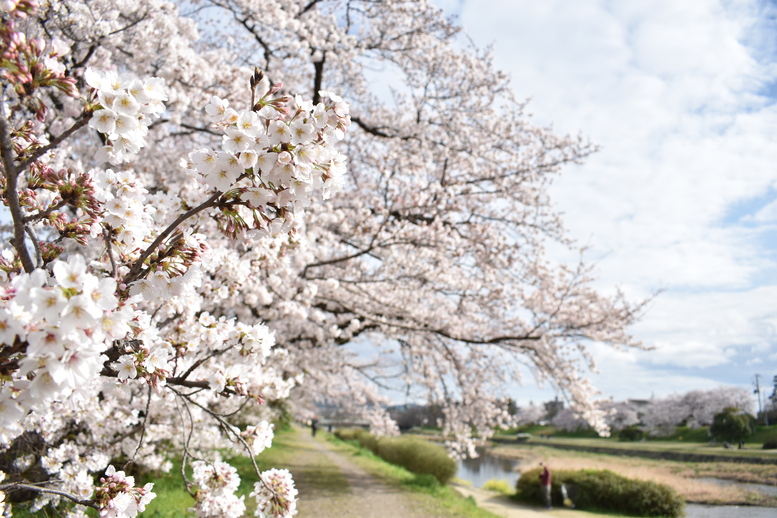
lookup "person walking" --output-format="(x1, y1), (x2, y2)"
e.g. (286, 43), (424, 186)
(539, 462), (552, 509)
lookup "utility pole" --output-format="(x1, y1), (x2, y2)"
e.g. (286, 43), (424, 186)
(754, 374), (766, 426)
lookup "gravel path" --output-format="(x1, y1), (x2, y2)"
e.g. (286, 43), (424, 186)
(287, 430), (436, 518)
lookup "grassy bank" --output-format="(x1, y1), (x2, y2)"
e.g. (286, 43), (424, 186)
(498, 435), (777, 465)
(506, 423), (777, 446)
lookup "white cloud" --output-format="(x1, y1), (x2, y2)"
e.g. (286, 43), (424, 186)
(642, 341), (733, 368)
(434, 0), (777, 398)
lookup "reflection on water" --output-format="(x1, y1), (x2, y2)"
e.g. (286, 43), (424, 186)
(686, 504), (777, 518)
(697, 477), (777, 497)
(455, 451), (520, 488)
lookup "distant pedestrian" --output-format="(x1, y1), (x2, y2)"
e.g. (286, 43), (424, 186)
(311, 417), (318, 437)
(539, 462), (552, 509)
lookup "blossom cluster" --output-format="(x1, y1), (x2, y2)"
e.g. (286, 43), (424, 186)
(0, 0), (77, 120)
(91, 168), (157, 255)
(168, 313), (281, 400)
(250, 469), (297, 518)
(33, 439), (110, 511)
(190, 460), (246, 518)
(182, 87), (349, 239)
(240, 421), (274, 454)
(93, 465), (155, 518)
(0, 255), (132, 436)
(85, 68), (167, 164)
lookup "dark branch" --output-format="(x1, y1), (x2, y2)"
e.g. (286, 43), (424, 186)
(125, 190), (222, 283)
(17, 112), (92, 172)
(312, 52), (325, 105)
(0, 107), (34, 272)
(0, 482), (96, 508)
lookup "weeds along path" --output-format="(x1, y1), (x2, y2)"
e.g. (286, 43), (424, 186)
(286, 428), (436, 518)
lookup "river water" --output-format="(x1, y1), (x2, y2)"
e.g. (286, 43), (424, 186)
(456, 451), (521, 488)
(456, 451), (777, 518)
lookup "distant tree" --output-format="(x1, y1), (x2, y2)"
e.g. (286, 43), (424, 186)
(709, 407), (755, 444)
(600, 400), (640, 431)
(544, 398), (565, 421)
(641, 394), (686, 436)
(515, 404), (546, 426)
(681, 387), (754, 427)
(551, 408), (589, 432)
(642, 386), (755, 436)
(505, 397), (518, 416)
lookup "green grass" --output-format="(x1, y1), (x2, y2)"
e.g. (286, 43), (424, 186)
(522, 435), (777, 459)
(141, 425), (303, 517)
(9, 426), (302, 518)
(326, 434), (501, 518)
(481, 478), (513, 494)
(506, 423), (777, 447)
(656, 426), (711, 442)
(750, 424), (777, 444)
(507, 424), (602, 438)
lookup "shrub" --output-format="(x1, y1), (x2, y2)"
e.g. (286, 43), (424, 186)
(333, 430), (455, 485)
(376, 437), (457, 485)
(618, 427), (644, 442)
(354, 429), (379, 453)
(762, 436), (777, 450)
(514, 467), (684, 518)
(333, 428), (361, 441)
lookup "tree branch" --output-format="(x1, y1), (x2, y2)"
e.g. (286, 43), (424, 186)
(22, 199), (67, 223)
(17, 112), (92, 172)
(24, 225), (42, 268)
(312, 52), (325, 105)
(0, 482), (96, 508)
(125, 190), (222, 283)
(0, 106), (34, 272)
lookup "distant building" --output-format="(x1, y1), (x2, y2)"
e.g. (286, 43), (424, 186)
(544, 397), (564, 420)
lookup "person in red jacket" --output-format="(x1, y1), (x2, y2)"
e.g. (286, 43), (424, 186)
(539, 462), (552, 509)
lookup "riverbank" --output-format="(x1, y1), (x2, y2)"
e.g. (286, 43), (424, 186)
(491, 436), (777, 465)
(487, 442), (777, 507)
(455, 483), (777, 518)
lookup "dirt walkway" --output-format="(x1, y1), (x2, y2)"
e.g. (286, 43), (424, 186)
(452, 484), (611, 518)
(285, 429), (438, 517)
(283, 428), (610, 518)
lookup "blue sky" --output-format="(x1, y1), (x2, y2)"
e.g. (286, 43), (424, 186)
(427, 0), (777, 406)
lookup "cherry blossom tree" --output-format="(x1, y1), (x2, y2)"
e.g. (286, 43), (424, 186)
(168, 0), (643, 456)
(515, 404), (547, 426)
(641, 387), (755, 436)
(551, 400), (641, 433)
(600, 400), (640, 431)
(550, 408), (589, 432)
(0, 0), (646, 514)
(0, 0), (351, 514)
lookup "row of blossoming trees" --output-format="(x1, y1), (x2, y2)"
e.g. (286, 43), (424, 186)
(0, 0), (644, 516)
(517, 387), (755, 436)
